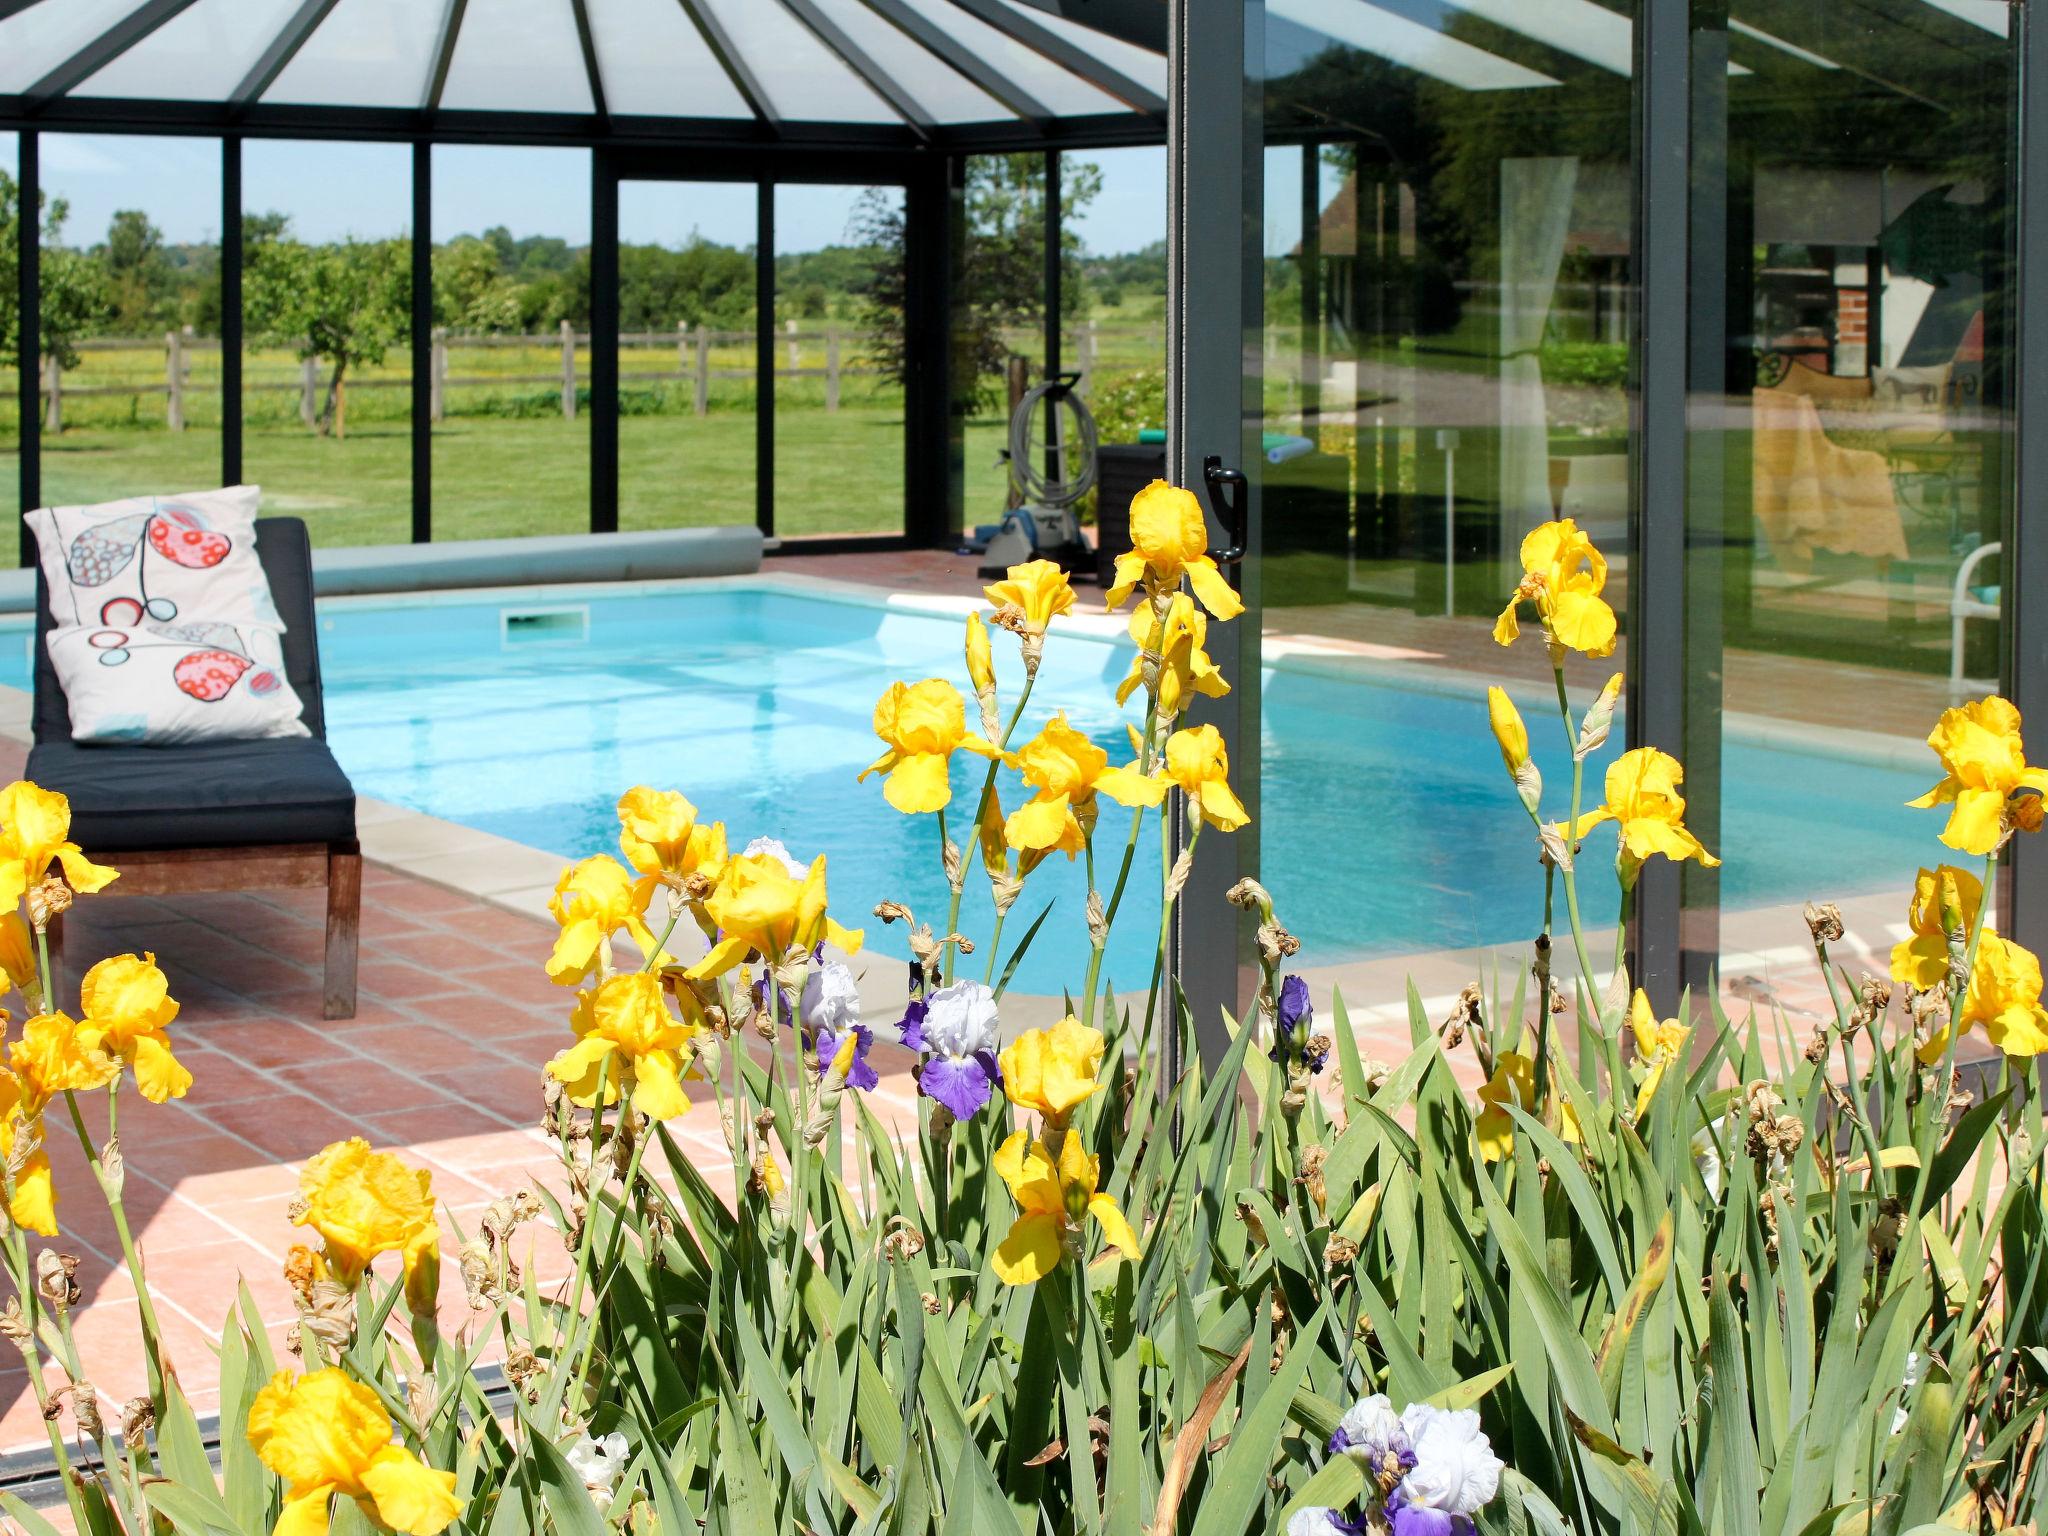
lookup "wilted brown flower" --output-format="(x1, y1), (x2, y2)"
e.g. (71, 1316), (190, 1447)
(1803, 901), (1845, 944)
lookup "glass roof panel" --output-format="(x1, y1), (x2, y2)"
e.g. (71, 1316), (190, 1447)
(0, 0), (154, 94)
(807, 0), (1012, 122)
(1730, 19), (1839, 69)
(73, 0), (308, 101)
(1918, 0), (2007, 36)
(439, 0), (593, 112)
(1438, 0), (1631, 75)
(1267, 0), (1558, 91)
(264, 0), (442, 107)
(895, 0), (1123, 115)
(697, 0), (897, 124)
(588, 0), (751, 118)
(987, 0), (1167, 98)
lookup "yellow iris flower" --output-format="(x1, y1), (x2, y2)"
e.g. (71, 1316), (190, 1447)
(984, 559), (1077, 633)
(1492, 519), (1618, 658)
(685, 850), (863, 979)
(858, 679), (1002, 814)
(11, 1011), (118, 1104)
(616, 787), (727, 906)
(549, 971), (700, 1121)
(991, 1128), (1141, 1285)
(295, 1138), (441, 1314)
(1115, 591), (1229, 718)
(76, 952), (191, 1104)
(1890, 865), (1982, 990)
(0, 1071), (55, 1235)
(1105, 480), (1244, 621)
(0, 913), (38, 1010)
(1572, 748), (1719, 883)
(0, 781), (117, 910)
(1487, 688), (1529, 774)
(248, 1368), (461, 1536)
(1003, 714), (1166, 854)
(1919, 933), (2048, 1063)
(546, 854), (662, 987)
(1000, 1016), (1105, 1120)
(1627, 990), (1691, 1119)
(1908, 695), (2048, 856)
(966, 612), (996, 695)
(1162, 724), (1250, 832)
(1475, 1051), (1580, 1161)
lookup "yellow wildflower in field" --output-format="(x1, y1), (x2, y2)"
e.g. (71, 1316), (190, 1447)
(858, 679), (1001, 814)
(1492, 519), (1617, 658)
(1920, 933), (2048, 1063)
(1890, 865), (1982, 990)
(546, 854), (661, 986)
(984, 559), (1077, 633)
(616, 787), (726, 906)
(0, 781), (117, 910)
(1003, 714), (1165, 854)
(1908, 696), (2048, 856)
(248, 1368), (461, 1536)
(77, 952), (191, 1103)
(1628, 990), (1691, 1119)
(1163, 724), (1249, 832)
(549, 971), (699, 1121)
(1573, 748), (1718, 883)
(1114, 591), (1228, 718)
(991, 1129), (1140, 1285)
(685, 848), (863, 979)
(295, 1138), (441, 1312)
(1000, 1016), (1105, 1120)
(1105, 480), (1243, 621)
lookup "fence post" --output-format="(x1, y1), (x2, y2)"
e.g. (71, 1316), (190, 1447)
(785, 318), (799, 373)
(1081, 319), (1098, 393)
(826, 329), (840, 413)
(430, 328), (447, 422)
(694, 325), (710, 417)
(561, 318), (577, 420)
(301, 356), (318, 429)
(165, 330), (184, 431)
(42, 354), (61, 433)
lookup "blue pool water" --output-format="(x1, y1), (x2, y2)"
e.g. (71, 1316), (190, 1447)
(0, 582), (1936, 993)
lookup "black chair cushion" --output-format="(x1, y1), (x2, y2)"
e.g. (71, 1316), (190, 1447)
(26, 737), (357, 851)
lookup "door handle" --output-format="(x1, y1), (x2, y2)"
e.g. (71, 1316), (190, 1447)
(1202, 455), (1248, 567)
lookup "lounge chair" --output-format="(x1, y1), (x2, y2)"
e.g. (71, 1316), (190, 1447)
(27, 516), (361, 1018)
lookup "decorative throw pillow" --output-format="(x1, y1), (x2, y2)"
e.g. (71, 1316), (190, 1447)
(43, 617), (309, 745)
(26, 486), (283, 633)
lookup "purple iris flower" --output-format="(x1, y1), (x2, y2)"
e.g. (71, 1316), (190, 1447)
(815, 1022), (880, 1091)
(1271, 973), (1313, 1064)
(1385, 1492), (1473, 1536)
(897, 997), (929, 1053)
(915, 980), (1002, 1119)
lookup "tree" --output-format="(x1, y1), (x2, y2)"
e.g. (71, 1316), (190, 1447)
(432, 236), (524, 332)
(0, 171), (112, 373)
(243, 213), (409, 438)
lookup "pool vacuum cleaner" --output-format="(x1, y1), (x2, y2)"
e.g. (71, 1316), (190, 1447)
(975, 374), (1099, 577)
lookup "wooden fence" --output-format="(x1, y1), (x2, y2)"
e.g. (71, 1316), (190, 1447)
(34, 318), (1154, 430)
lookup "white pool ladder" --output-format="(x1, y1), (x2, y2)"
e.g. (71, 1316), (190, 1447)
(1951, 541), (2000, 702)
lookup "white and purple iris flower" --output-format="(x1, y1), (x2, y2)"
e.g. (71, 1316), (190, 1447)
(800, 962), (924, 1092)
(1286, 1510), (1370, 1536)
(915, 979), (1003, 1119)
(1328, 1393), (1414, 1478)
(1322, 1397), (1503, 1536)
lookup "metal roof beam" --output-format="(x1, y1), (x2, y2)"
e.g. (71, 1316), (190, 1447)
(231, 0), (345, 108)
(774, 0), (935, 137)
(672, 0), (781, 127)
(23, 0), (208, 103)
(569, 0), (609, 122)
(944, 0), (1163, 114)
(423, 0), (470, 112)
(852, 0), (1052, 122)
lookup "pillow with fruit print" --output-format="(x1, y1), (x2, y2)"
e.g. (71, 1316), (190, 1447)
(25, 485), (284, 634)
(43, 616), (309, 745)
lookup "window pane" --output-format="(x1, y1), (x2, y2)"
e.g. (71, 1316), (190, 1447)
(772, 183), (904, 538)
(703, 0), (898, 124)
(437, 0), (592, 115)
(75, 0), (307, 101)
(617, 180), (758, 532)
(264, 0), (442, 109)
(960, 155), (1048, 531)
(37, 134), (223, 512)
(1247, 8), (1638, 988)
(431, 145), (591, 540)
(588, 0), (751, 119)
(1685, 4), (2017, 994)
(243, 140), (412, 547)
(2, 131), (16, 531)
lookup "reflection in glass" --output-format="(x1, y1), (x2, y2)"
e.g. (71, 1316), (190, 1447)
(2, 131), (16, 527)
(617, 181), (758, 532)
(430, 144), (591, 541)
(773, 184), (905, 538)
(36, 134), (223, 512)
(1687, 4), (2017, 985)
(242, 140), (411, 547)
(1249, 4), (1638, 991)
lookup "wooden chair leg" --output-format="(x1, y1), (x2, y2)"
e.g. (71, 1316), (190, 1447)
(324, 841), (361, 1020)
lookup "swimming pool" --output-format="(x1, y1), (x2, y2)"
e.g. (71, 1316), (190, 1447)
(0, 578), (1936, 993)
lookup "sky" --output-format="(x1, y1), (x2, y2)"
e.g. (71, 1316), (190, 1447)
(19, 133), (1167, 257)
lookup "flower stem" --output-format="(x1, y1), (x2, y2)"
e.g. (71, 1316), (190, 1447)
(64, 1087), (165, 1406)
